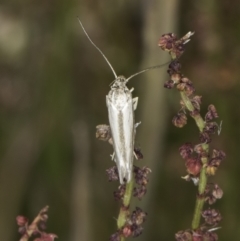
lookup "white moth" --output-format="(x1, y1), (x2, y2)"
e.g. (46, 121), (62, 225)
(78, 18), (167, 184)
(106, 76), (138, 184)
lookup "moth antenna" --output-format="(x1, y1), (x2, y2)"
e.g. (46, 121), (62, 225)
(126, 61), (170, 82)
(77, 17), (118, 79)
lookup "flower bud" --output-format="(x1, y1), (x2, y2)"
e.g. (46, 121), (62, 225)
(185, 158), (202, 176)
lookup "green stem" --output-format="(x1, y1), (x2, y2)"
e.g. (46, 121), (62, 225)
(191, 163), (208, 229)
(180, 91), (209, 230)
(117, 178), (134, 229)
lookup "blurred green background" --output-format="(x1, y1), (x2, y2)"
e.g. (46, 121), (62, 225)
(0, 0), (239, 240)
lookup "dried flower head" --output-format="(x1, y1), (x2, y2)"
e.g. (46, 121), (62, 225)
(113, 185), (126, 201)
(106, 166), (119, 182)
(179, 143), (194, 159)
(175, 230), (192, 241)
(193, 144), (206, 155)
(171, 73), (182, 84)
(133, 166), (151, 185)
(211, 149), (226, 163)
(133, 186), (147, 200)
(204, 122), (218, 135)
(202, 209), (222, 225)
(206, 149), (226, 175)
(167, 60), (182, 75)
(177, 77), (195, 96)
(158, 33), (177, 52)
(212, 184), (223, 199)
(205, 105), (218, 122)
(205, 184), (223, 205)
(203, 231), (218, 241)
(199, 131), (211, 143)
(96, 124), (112, 142)
(172, 112), (187, 128)
(130, 207), (147, 226)
(159, 31), (194, 58)
(164, 79), (176, 89)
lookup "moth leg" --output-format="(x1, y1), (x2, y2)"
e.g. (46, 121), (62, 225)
(110, 152), (115, 161)
(133, 122), (143, 160)
(134, 122), (141, 129)
(133, 97), (138, 110)
(134, 122), (141, 137)
(134, 147), (143, 160)
(133, 151), (138, 160)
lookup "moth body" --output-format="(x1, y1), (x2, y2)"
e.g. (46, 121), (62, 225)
(106, 76), (137, 184)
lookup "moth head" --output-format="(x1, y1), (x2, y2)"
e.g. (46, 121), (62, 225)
(111, 75), (127, 88)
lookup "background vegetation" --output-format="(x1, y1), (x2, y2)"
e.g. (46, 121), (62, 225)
(0, 0), (239, 240)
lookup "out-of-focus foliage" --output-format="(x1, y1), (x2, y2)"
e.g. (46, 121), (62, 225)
(0, 1), (239, 241)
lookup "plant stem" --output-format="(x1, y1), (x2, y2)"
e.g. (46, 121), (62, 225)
(191, 165), (207, 229)
(117, 178), (134, 240)
(179, 91), (209, 230)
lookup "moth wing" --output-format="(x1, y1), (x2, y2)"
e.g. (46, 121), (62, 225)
(106, 93), (135, 184)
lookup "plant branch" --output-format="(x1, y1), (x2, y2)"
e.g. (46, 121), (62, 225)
(179, 91), (209, 229)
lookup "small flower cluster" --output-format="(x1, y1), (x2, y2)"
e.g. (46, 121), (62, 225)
(16, 206), (57, 241)
(179, 143), (225, 178)
(110, 207), (147, 241)
(133, 166), (151, 200)
(158, 32), (194, 58)
(204, 184), (223, 205)
(175, 228), (218, 241)
(111, 165), (150, 201)
(106, 166), (119, 182)
(159, 32), (225, 240)
(202, 209), (222, 225)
